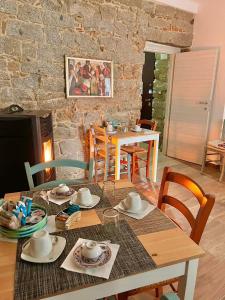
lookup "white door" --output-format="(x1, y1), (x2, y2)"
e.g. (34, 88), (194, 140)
(167, 49), (218, 164)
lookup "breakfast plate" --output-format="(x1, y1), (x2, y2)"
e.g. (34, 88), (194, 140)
(70, 194), (100, 208)
(21, 235), (66, 263)
(118, 199), (150, 214)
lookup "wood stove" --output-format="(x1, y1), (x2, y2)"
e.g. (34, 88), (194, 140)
(0, 110), (55, 197)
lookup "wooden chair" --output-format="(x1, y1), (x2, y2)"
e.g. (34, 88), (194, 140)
(118, 166), (215, 299)
(24, 159), (94, 191)
(91, 125), (131, 181)
(121, 119), (157, 181)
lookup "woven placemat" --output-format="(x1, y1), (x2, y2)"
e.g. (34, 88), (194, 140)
(14, 220), (156, 300)
(23, 183), (111, 215)
(96, 186), (175, 236)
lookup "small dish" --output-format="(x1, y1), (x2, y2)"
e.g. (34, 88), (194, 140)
(70, 194), (100, 208)
(119, 199), (150, 214)
(131, 128), (142, 132)
(47, 190), (77, 201)
(21, 235), (66, 263)
(73, 244), (111, 268)
(49, 187), (76, 200)
(107, 130), (117, 135)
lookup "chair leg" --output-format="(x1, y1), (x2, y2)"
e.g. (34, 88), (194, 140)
(117, 292), (129, 300)
(155, 287), (163, 298)
(94, 158), (98, 183)
(104, 156), (109, 181)
(131, 154), (135, 182)
(127, 154), (131, 181)
(134, 155), (139, 175)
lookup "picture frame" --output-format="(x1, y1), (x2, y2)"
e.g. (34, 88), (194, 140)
(65, 56), (113, 98)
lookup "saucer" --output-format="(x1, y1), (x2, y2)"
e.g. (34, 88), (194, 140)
(21, 235), (66, 263)
(107, 130), (117, 135)
(70, 194), (100, 208)
(131, 128), (142, 132)
(73, 244), (111, 268)
(47, 190), (77, 201)
(119, 199), (149, 214)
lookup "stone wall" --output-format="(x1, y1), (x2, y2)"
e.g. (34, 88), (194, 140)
(0, 0), (194, 178)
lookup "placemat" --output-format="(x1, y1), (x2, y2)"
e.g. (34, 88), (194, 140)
(14, 220), (156, 300)
(23, 183), (111, 215)
(96, 186), (176, 236)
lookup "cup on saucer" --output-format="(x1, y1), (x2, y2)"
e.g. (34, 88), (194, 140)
(134, 124), (141, 132)
(107, 124), (113, 132)
(77, 188), (93, 206)
(23, 229), (53, 258)
(122, 192), (142, 213)
(81, 241), (103, 262)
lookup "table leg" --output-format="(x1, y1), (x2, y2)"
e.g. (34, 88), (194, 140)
(219, 155), (225, 182)
(115, 142), (121, 180)
(152, 137), (159, 183)
(177, 258), (199, 300)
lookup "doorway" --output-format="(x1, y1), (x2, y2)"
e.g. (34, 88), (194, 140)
(141, 51), (170, 148)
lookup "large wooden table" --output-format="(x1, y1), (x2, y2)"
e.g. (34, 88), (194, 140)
(0, 181), (204, 300)
(110, 130), (160, 182)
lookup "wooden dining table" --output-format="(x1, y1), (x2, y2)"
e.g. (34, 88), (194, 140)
(0, 180), (204, 300)
(110, 129), (160, 182)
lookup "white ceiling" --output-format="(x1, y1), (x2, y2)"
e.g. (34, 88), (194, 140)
(151, 0), (199, 13)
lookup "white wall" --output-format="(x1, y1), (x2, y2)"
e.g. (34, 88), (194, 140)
(192, 0), (225, 140)
(153, 0), (198, 13)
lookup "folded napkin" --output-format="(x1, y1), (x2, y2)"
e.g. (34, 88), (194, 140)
(36, 190), (76, 206)
(61, 238), (120, 279)
(114, 202), (155, 220)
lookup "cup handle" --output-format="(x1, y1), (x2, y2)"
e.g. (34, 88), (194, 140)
(22, 239), (31, 251)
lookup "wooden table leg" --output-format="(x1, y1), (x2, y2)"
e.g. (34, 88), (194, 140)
(219, 155), (225, 182)
(152, 137), (159, 183)
(115, 142), (121, 180)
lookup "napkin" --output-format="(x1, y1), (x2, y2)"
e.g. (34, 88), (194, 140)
(61, 238), (120, 279)
(114, 202), (155, 220)
(46, 191), (77, 206)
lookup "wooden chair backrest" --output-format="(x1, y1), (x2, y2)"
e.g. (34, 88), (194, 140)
(24, 159), (94, 190)
(92, 125), (109, 157)
(158, 166), (215, 244)
(136, 119), (157, 131)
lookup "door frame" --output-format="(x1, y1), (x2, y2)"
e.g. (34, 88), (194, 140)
(143, 42), (181, 154)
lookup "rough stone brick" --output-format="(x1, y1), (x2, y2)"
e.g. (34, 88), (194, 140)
(0, 59), (7, 70)
(12, 75), (39, 89)
(45, 27), (62, 45)
(6, 20), (43, 42)
(0, 36), (21, 56)
(18, 4), (42, 23)
(22, 42), (37, 59)
(0, 0), (17, 15)
(155, 4), (176, 19)
(42, 10), (74, 28)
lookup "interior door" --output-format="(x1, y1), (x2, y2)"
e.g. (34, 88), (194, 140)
(167, 49), (218, 164)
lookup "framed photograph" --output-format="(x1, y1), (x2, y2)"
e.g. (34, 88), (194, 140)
(65, 56), (113, 98)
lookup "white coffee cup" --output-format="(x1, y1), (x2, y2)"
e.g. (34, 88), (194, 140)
(107, 124), (113, 132)
(123, 192), (142, 212)
(23, 229), (53, 258)
(77, 188), (93, 206)
(81, 241), (103, 260)
(135, 124), (141, 132)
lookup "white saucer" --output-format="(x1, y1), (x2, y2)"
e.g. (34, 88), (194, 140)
(73, 244), (111, 268)
(70, 194), (100, 208)
(21, 235), (66, 263)
(107, 130), (117, 135)
(47, 190), (77, 201)
(131, 128), (142, 132)
(119, 199), (149, 214)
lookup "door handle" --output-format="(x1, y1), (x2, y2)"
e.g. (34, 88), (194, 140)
(198, 101), (208, 105)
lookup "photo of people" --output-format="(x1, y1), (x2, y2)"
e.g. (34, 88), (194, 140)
(65, 57), (113, 98)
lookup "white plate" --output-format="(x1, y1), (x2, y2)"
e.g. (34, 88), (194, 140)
(21, 235), (66, 263)
(70, 194), (100, 208)
(118, 199), (150, 215)
(47, 190), (77, 201)
(107, 130), (117, 135)
(131, 128), (142, 132)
